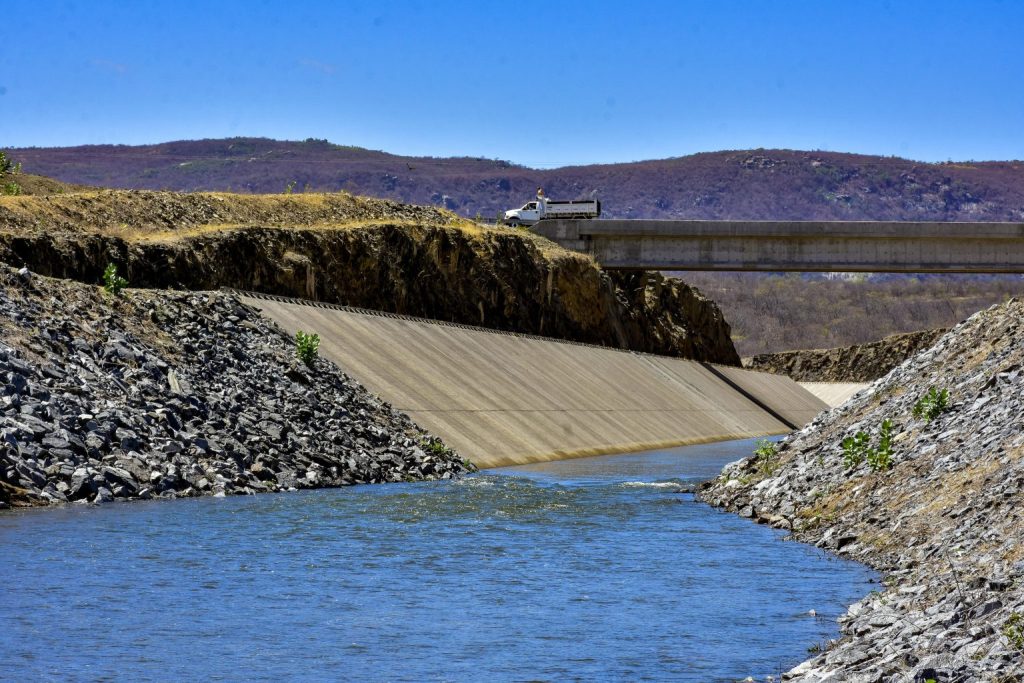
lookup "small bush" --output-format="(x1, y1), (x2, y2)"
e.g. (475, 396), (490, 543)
(753, 438), (778, 458)
(753, 438), (780, 475)
(0, 150), (22, 195)
(420, 437), (475, 471)
(421, 436), (453, 457)
(842, 419), (898, 472)
(867, 418), (895, 472)
(102, 263), (128, 295)
(295, 330), (320, 365)
(284, 180), (297, 194)
(0, 150), (20, 176)
(842, 431), (871, 467)
(912, 386), (950, 422)
(1004, 612), (1024, 652)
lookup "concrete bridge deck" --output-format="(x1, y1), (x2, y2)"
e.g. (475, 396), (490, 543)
(239, 292), (828, 468)
(534, 219), (1024, 272)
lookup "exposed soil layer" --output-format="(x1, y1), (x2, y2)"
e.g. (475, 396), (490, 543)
(744, 328), (948, 382)
(701, 303), (1024, 681)
(0, 190), (740, 364)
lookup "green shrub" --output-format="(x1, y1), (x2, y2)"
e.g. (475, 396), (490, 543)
(295, 330), (320, 365)
(842, 431), (870, 467)
(842, 419), (897, 472)
(421, 436), (454, 457)
(102, 263), (128, 295)
(912, 386), (950, 422)
(0, 150), (20, 176)
(867, 419), (895, 472)
(753, 439), (777, 458)
(1004, 612), (1024, 652)
(752, 438), (780, 475)
(0, 150), (22, 195)
(419, 437), (475, 471)
(284, 180), (297, 194)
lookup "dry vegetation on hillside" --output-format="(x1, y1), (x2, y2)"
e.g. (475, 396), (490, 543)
(11, 139), (1024, 221)
(681, 272), (1024, 356)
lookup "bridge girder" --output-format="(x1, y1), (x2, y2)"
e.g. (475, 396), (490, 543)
(533, 219), (1024, 273)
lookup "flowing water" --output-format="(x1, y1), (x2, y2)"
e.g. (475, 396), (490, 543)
(0, 439), (874, 682)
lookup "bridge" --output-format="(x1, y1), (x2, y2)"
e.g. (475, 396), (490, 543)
(239, 292), (828, 468)
(533, 219), (1024, 272)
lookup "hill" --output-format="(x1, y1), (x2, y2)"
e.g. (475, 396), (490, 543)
(681, 272), (1024, 356)
(8, 138), (1024, 221)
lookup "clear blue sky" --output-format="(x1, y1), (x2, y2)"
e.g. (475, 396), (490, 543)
(4, 0), (1023, 166)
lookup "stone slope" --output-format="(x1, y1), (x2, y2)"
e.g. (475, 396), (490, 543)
(745, 328), (948, 382)
(0, 190), (740, 364)
(701, 302), (1024, 681)
(0, 268), (471, 509)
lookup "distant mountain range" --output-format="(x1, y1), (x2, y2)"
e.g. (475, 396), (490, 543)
(8, 137), (1024, 221)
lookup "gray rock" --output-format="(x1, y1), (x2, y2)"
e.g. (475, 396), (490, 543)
(698, 297), (1024, 681)
(0, 273), (471, 514)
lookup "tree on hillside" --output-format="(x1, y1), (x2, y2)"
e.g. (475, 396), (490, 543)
(0, 150), (22, 195)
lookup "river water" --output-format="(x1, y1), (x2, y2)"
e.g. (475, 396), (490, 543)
(1, 439), (874, 682)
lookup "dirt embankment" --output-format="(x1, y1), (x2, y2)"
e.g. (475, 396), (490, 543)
(4, 173), (93, 196)
(0, 190), (740, 364)
(701, 300), (1024, 681)
(744, 328), (948, 382)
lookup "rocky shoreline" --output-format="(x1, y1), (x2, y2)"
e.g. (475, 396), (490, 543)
(702, 302), (1024, 681)
(0, 267), (471, 509)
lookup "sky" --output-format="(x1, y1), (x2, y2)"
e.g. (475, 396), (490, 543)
(3, 0), (1024, 166)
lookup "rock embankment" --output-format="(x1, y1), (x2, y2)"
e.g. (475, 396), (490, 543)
(701, 302), (1024, 681)
(0, 190), (740, 364)
(0, 267), (471, 509)
(744, 328), (947, 382)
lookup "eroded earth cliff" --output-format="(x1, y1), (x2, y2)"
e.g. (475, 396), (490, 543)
(0, 190), (739, 364)
(745, 328), (948, 382)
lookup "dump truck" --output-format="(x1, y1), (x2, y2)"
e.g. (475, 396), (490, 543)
(503, 195), (600, 227)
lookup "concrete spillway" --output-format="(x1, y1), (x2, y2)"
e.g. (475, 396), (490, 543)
(239, 293), (828, 468)
(799, 382), (871, 408)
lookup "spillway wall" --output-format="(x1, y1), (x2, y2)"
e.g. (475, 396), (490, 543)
(240, 293), (828, 468)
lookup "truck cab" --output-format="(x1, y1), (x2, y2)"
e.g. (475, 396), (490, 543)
(503, 195), (600, 227)
(504, 201), (544, 227)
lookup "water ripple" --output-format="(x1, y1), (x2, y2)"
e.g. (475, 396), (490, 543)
(0, 438), (874, 682)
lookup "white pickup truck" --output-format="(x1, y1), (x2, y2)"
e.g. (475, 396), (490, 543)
(503, 197), (601, 227)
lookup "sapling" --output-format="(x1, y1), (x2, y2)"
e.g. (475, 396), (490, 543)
(912, 387), (950, 422)
(102, 264), (128, 295)
(295, 330), (320, 365)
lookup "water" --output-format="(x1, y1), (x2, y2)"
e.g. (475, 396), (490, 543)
(0, 439), (874, 682)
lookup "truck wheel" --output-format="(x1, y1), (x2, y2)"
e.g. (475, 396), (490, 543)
(508, 219), (520, 228)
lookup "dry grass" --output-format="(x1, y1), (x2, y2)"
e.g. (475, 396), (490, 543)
(122, 219), (477, 243)
(0, 187), (590, 268)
